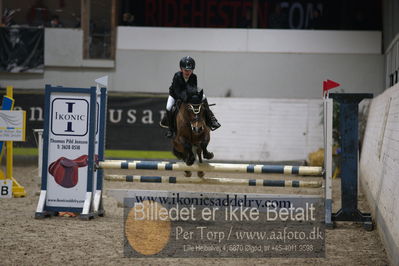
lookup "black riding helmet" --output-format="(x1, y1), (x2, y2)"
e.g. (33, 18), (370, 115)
(179, 56), (195, 70)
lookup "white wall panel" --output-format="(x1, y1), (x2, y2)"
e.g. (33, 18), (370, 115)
(118, 27), (381, 54)
(113, 50), (383, 99)
(44, 28), (114, 68)
(44, 28), (83, 66)
(248, 30), (381, 54)
(117, 26), (249, 52)
(360, 84), (399, 265)
(207, 97), (323, 162)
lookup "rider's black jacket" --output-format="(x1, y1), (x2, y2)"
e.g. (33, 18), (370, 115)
(169, 71), (198, 101)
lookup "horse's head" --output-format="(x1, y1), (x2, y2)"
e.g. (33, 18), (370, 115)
(185, 89), (206, 134)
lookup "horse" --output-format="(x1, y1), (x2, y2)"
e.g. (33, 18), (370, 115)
(172, 89), (214, 177)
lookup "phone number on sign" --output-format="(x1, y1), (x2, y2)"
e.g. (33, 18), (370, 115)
(225, 244), (314, 253)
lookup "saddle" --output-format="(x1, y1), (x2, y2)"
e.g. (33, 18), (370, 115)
(48, 155), (88, 188)
(159, 103), (180, 130)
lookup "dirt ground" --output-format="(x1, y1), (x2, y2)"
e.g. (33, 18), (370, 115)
(0, 165), (390, 266)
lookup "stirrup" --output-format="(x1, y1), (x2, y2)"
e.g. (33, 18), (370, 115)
(159, 121), (169, 129)
(165, 130), (174, 138)
(159, 116), (169, 129)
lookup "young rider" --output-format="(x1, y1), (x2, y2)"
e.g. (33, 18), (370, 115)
(163, 56), (221, 138)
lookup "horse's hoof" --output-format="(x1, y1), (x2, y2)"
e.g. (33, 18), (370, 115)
(204, 152), (214, 160)
(197, 171), (205, 178)
(184, 171), (192, 177)
(186, 159), (195, 166)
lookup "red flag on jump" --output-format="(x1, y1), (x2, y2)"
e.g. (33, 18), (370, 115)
(323, 79), (340, 93)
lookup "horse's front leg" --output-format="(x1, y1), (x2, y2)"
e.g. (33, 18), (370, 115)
(172, 147), (184, 160)
(172, 137), (186, 160)
(184, 171), (192, 177)
(184, 141), (195, 166)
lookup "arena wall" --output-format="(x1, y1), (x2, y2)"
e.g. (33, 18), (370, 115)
(114, 49), (383, 98)
(114, 27), (383, 99)
(0, 27), (384, 99)
(360, 83), (399, 265)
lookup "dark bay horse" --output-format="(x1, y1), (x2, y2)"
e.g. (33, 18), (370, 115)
(172, 90), (214, 177)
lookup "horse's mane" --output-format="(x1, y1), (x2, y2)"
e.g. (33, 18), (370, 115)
(186, 85), (203, 105)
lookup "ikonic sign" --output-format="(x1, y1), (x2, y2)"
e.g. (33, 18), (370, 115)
(35, 85), (105, 219)
(51, 98), (89, 136)
(45, 93), (93, 210)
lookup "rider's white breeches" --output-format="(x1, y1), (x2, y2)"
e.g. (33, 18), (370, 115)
(166, 96), (175, 111)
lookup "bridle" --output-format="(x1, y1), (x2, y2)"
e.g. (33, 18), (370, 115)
(188, 103), (201, 115)
(187, 103), (204, 134)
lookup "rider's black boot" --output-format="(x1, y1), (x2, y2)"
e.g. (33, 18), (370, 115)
(160, 114), (168, 128)
(165, 110), (174, 138)
(203, 99), (221, 131)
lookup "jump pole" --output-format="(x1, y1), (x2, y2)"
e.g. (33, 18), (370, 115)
(105, 175), (323, 188)
(98, 160), (323, 176)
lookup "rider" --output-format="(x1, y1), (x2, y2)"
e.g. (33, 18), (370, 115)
(163, 56), (221, 138)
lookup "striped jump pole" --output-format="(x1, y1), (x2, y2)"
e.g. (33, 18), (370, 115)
(104, 175), (323, 188)
(98, 160), (323, 176)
